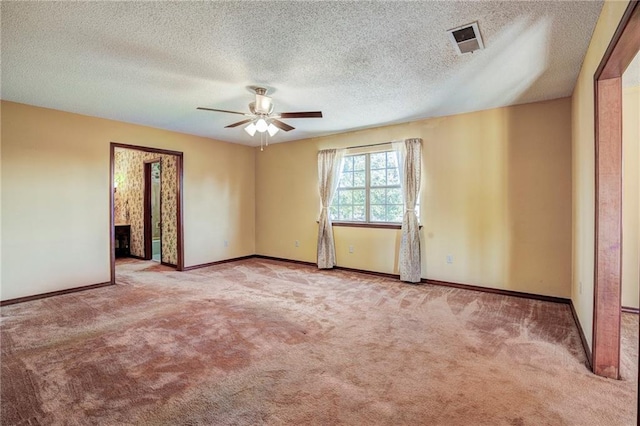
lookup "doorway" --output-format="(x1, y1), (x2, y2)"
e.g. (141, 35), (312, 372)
(109, 142), (185, 283)
(144, 159), (162, 262)
(592, 0), (639, 381)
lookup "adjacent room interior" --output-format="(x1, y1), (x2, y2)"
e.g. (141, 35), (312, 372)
(1, 1), (639, 424)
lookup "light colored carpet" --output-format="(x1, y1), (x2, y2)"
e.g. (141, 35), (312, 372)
(1, 258), (637, 425)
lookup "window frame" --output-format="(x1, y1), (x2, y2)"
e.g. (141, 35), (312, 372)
(331, 150), (405, 228)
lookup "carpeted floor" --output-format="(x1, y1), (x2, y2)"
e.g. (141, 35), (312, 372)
(1, 258), (637, 425)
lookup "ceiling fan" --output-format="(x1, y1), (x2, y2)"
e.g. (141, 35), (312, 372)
(197, 87), (322, 137)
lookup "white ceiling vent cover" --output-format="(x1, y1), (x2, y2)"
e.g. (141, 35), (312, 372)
(447, 22), (484, 55)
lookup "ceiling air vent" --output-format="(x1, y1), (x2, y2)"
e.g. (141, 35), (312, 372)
(447, 22), (484, 55)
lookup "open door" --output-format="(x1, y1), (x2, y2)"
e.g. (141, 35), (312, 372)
(144, 159), (162, 262)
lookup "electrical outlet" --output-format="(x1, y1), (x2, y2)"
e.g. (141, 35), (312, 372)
(446, 255), (453, 264)
(224, 240), (228, 247)
(349, 245), (354, 254)
(295, 240), (299, 247)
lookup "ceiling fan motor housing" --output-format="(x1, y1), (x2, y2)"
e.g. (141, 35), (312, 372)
(254, 94), (273, 114)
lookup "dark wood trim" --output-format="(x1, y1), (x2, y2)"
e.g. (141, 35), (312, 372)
(621, 306), (640, 314)
(570, 300), (594, 370)
(256, 254), (400, 279)
(320, 221), (423, 230)
(176, 155), (185, 271)
(595, 1), (640, 80)
(111, 142), (184, 157)
(336, 265), (400, 280)
(110, 142), (185, 281)
(110, 144), (116, 285)
(143, 161), (153, 260)
(422, 279), (570, 305)
(590, 2), (640, 379)
(254, 255), (570, 305)
(161, 261), (177, 268)
(332, 222), (402, 230)
(182, 255), (255, 271)
(0, 282), (113, 306)
(254, 255), (317, 268)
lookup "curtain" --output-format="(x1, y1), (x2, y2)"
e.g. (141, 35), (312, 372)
(393, 138), (422, 282)
(317, 149), (345, 269)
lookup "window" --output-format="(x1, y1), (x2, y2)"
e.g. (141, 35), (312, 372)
(331, 151), (406, 224)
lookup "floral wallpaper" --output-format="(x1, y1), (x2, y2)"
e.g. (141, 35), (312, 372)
(114, 148), (178, 265)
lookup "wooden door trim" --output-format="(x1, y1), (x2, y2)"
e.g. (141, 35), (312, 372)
(595, 1), (640, 80)
(592, 0), (640, 380)
(176, 156), (184, 271)
(593, 76), (623, 379)
(110, 145), (116, 284)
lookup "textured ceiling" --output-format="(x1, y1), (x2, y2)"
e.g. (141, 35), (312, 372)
(1, 1), (603, 146)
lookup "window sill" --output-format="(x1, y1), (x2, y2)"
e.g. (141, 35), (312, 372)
(333, 221), (402, 230)
(317, 221), (423, 230)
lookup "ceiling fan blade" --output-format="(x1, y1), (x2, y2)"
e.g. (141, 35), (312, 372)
(197, 107), (247, 115)
(279, 111), (323, 119)
(270, 119), (295, 132)
(225, 119), (254, 128)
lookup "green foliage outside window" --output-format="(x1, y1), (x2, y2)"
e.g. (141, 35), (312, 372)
(331, 151), (415, 224)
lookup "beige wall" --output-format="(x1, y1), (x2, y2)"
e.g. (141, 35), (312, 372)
(571, 0), (631, 351)
(256, 97), (572, 298)
(1, 101), (255, 301)
(622, 85), (639, 309)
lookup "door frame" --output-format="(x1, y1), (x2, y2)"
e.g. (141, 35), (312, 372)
(144, 158), (162, 261)
(109, 142), (185, 283)
(592, 0), (640, 379)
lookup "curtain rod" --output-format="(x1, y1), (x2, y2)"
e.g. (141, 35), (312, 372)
(345, 140), (397, 150)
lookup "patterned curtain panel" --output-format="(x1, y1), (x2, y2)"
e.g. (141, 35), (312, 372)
(394, 138), (422, 282)
(317, 149), (344, 269)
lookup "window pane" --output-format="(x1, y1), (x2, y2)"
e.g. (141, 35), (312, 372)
(339, 205), (353, 221)
(387, 187), (402, 204)
(387, 168), (400, 186)
(387, 205), (403, 222)
(353, 205), (365, 221)
(370, 152), (386, 170)
(329, 205), (339, 220)
(370, 169), (386, 187)
(339, 171), (354, 188)
(370, 204), (386, 222)
(353, 155), (366, 171)
(353, 189), (366, 205)
(343, 156), (353, 172)
(387, 152), (398, 169)
(370, 188), (385, 205)
(353, 170), (366, 187)
(338, 189), (353, 205)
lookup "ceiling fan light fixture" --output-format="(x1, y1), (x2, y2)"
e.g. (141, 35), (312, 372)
(244, 122), (257, 136)
(255, 118), (268, 133)
(267, 123), (279, 137)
